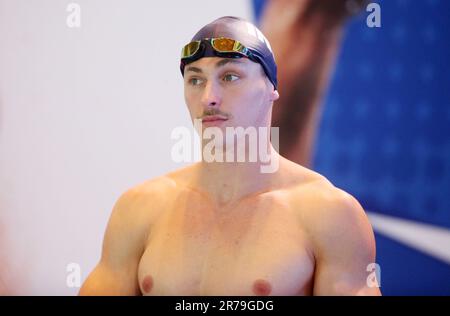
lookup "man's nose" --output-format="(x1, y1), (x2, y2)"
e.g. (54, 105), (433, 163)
(201, 81), (222, 108)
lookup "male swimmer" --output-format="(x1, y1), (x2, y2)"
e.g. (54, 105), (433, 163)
(79, 16), (380, 296)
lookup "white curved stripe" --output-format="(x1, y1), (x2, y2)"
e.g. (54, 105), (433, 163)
(367, 212), (450, 265)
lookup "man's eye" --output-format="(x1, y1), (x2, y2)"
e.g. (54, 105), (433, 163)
(223, 74), (239, 82)
(188, 78), (203, 86)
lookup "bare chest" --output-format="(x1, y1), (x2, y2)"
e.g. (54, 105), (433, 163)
(137, 193), (315, 296)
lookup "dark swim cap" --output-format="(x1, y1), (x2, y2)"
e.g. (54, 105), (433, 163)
(180, 16), (278, 90)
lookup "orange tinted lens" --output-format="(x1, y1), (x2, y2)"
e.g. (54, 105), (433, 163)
(211, 38), (237, 52)
(181, 41), (200, 58)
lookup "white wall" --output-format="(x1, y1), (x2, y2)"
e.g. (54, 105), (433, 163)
(0, 0), (253, 295)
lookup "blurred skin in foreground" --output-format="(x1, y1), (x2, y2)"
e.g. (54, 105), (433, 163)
(261, 0), (367, 167)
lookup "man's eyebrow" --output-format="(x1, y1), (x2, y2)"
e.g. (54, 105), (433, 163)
(185, 66), (202, 74)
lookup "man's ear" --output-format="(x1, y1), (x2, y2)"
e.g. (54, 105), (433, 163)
(270, 89), (279, 102)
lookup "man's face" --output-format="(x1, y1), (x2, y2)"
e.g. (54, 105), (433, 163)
(183, 57), (279, 132)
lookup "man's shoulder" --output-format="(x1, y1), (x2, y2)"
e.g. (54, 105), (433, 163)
(112, 176), (174, 219)
(128, 174), (178, 197)
(308, 181), (366, 223)
(292, 173), (375, 258)
(283, 164), (371, 238)
(117, 164), (198, 208)
(282, 159), (358, 208)
(294, 171), (350, 204)
(279, 156), (328, 184)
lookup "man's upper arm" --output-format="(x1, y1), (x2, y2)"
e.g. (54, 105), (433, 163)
(311, 189), (381, 296)
(79, 189), (148, 296)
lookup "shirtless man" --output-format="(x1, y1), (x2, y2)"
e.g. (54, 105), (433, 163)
(79, 16), (380, 296)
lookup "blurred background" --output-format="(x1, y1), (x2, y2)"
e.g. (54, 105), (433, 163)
(310, 0), (450, 295)
(1, 0), (449, 295)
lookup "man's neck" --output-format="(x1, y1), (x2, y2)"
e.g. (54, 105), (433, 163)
(196, 143), (282, 206)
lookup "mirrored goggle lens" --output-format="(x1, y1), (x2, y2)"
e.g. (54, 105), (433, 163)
(181, 41), (201, 58)
(211, 38), (235, 52)
(211, 38), (247, 55)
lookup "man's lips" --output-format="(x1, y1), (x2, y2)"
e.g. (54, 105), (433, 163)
(201, 115), (229, 123)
